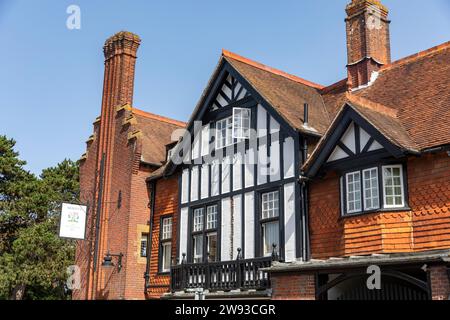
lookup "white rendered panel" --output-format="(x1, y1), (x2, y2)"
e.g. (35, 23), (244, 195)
(221, 156), (231, 194)
(221, 197), (232, 261)
(284, 183), (296, 262)
(233, 153), (242, 191)
(244, 149), (255, 188)
(211, 160), (220, 196)
(201, 124), (210, 157)
(257, 142), (268, 185)
(179, 207), (188, 261)
(181, 169), (189, 204)
(200, 164), (209, 199)
(368, 140), (383, 151)
(190, 166), (199, 202)
(244, 192), (255, 259)
(283, 137), (295, 178)
(257, 104), (267, 138)
(232, 195), (242, 258)
(270, 135), (281, 182)
(360, 127), (371, 151)
(270, 116), (280, 134)
(327, 146), (348, 162)
(340, 122), (356, 154)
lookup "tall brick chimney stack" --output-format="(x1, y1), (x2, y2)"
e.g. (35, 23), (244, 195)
(92, 31), (140, 298)
(345, 0), (391, 89)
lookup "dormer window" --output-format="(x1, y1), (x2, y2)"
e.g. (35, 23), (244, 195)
(341, 164), (407, 216)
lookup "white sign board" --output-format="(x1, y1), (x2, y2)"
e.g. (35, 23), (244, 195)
(59, 203), (87, 240)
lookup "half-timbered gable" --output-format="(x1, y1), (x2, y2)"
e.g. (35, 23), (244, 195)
(165, 50), (330, 272)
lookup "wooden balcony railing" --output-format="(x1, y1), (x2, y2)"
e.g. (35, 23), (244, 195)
(170, 248), (277, 292)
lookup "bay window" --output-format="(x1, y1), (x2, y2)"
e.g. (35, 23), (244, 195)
(159, 216), (172, 273)
(341, 164), (407, 216)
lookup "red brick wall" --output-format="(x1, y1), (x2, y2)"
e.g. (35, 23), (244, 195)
(429, 265), (450, 300)
(309, 152), (450, 259)
(271, 273), (316, 300)
(146, 175), (179, 299)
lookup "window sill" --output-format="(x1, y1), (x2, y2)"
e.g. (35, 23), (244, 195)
(340, 206), (412, 219)
(157, 271), (171, 276)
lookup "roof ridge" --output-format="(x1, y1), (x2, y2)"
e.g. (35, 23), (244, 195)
(132, 108), (186, 127)
(380, 40), (450, 72)
(320, 78), (348, 94)
(222, 49), (325, 90)
(346, 94), (398, 118)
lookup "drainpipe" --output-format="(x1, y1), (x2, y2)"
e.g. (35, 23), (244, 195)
(300, 103), (311, 261)
(144, 180), (156, 296)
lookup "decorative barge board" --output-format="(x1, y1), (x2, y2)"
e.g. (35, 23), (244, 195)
(164, 50), (328, 275)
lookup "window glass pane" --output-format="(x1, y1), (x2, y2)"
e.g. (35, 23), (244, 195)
(193, 235), (203, 263)
(346, 171), (361, 213)
(207, 232), (218, 262)
(262, 221), (279, 256)
(140, 233), (148, 257)
(206, 205), (218, 229)
(193, 208), (204, 232)
(216, 116), (233, 148)
(233, 108), (251, 139)
(261, 191), (279, 219)
(383, 165), (404, 208)
(363, 168), (380, 210)
(161, 242), (171, 272)
(162, 217), (172, 240)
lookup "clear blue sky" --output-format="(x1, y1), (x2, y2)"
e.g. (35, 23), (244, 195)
(1, 0), (449, 174)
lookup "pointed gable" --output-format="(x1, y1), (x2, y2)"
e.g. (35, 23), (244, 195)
(210, 74), (250, 110)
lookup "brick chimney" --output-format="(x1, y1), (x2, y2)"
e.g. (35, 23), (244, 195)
(345, 0), (391, 89)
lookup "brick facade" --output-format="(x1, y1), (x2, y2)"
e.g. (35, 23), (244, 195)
(429, 265), (450, 300)
(271, 273), (316, 300)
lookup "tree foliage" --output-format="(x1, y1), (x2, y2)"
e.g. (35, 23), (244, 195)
(0, 135), (79, 299)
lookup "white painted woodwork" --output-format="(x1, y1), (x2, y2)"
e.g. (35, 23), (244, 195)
(283, 137), (295, 178)
(200, 164), (209, 199)
(190, 166), (199, 202)
(284, 183), (296, 262)
(244, 192), (255, 259)
(181, 169), (189, 204)
(179, 207), (189, 260)
(221, 197), (232, 261)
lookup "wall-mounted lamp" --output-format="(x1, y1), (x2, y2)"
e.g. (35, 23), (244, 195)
(102, 251), (123, 272)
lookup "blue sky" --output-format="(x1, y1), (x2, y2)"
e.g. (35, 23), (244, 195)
(1, 0), (449, 175)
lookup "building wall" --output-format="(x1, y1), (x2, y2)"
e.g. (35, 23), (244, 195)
(309, 152), (450, 259)
(146, 175), (179, 299)
(73, 107), (155, 300)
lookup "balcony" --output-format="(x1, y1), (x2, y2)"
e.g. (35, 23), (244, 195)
(170, 249), (277, 293)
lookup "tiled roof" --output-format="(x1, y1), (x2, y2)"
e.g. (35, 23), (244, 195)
(223, 51), (331, 136)
(132, 108), (185, 165)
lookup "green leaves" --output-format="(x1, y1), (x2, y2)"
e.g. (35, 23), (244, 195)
(0, 135), (79, 299)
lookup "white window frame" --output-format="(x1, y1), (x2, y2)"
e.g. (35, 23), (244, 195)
(382, 164), (405, 208)
(261, 191), (280, 219)
(345, 171), (362, 214)
(161, 242), (172, 272)
(193, 208), (204, 232)
(206, 205), (218, 230)
(215, 116), (233, 149)
(362, 167), (380, 210)
(232, 107), (251, 139)
(161, 217), (172, 240)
